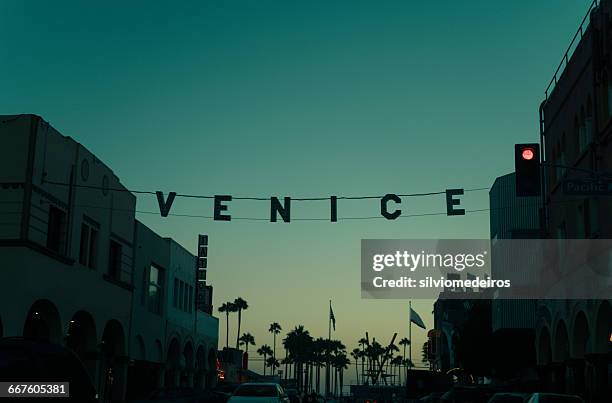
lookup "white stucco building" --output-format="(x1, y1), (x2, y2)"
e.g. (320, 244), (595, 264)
(0, 114), (219, 401)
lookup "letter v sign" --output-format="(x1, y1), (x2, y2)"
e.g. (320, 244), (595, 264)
(156, 191), (177, 217)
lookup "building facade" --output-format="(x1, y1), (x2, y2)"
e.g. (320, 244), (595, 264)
(538, 1), (612, 401)
(488, 173), (541, 381)
(0, 114), (219, 401)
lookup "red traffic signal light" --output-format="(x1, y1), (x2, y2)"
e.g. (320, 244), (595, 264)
(521, 147), (535, 161)
(515, 143), (541, 197)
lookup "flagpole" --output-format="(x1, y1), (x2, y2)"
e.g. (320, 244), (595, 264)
(409, 300), (412, 371)
(326, 300), (331, 397)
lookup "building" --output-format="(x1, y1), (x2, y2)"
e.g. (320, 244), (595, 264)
(488, 173), (541, 380)
(0, 114), (219, 401)
(538, 1), (612, 401)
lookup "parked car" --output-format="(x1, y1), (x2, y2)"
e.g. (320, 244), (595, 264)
(487, 393), (529, 403)
(418, 391), (445, 403)
(0, 337), (98, 402)
(524, 393), (584, 403)
(284, 388), (300, 403)
(440, 386), (494, 403)
(148, 386), (211, 402)
(228, 382), (289, 403)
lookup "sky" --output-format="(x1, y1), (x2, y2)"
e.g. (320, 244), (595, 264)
(0, 0), (592, 381)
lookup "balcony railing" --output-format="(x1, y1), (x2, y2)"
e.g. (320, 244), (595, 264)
(544, 0), (599, 100)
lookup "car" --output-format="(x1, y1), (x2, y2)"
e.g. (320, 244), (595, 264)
(440, 385), (493, 403)
(0, 337), (98, 402)
(147, 386), (211, 402)
(211, 383), (241, 402)
(487, 393), (529, 403)
(524, 393), (584, 403)
(418, 391), (445, 403)
(284, 388), (300, 403)
(228, 382), (289, 403)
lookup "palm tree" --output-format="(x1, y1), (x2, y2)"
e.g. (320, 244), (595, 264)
(399, 337), (410, 385)
(358, 337), (368, 385)
(233, 298), (248, 349)
(365, 340), (385, 384)
(218, 302), (236, 349)
(266, 356), (280, 375)
(269, 322), (282, 359)
(239, 332), (255, 354)
(312, 337), (326, 394)
(390, 356), (403, 385)
(283, 325), (313, 391)
(257, 344), (273, 376)
(350, 348), (360, 387)
(333, 353), (350, 397)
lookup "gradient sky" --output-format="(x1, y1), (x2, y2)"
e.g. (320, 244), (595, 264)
(1, 0), (591, 378)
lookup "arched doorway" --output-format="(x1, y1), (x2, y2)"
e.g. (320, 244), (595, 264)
(594, 301), (611, 354)
(154, 340), (164, 387)
(23, 300), (62, 343)
(65, 311), (97, 382)
(195, 345), (206, 389)
(183, 341), (194, 387)
(553, 320), (569, 392)
(571, 312), (589, 394)
(538, 327), (552, 365)
(554, 320), (569, 362)
(206, 349), (217, 389)
(125, 335), (150, 400)
(590, 301), (611, 402)
(165, 338), (181, 388)
(154, 340), (163, 363)
(537, 326), (553, 391)
(100, 320), (126, 403)
(134, 335), (146, 361)
(572, 311), (590, 358)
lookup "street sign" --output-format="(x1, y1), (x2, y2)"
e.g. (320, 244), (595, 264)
(563, 179), (612, 195)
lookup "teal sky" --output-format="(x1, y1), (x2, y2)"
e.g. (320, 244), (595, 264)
(1, 0), (590, 376)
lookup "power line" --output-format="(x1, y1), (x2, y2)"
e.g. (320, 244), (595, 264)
(39, 179), (488, 201)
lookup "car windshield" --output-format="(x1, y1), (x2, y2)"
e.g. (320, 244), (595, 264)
(234, 385), (278, 397)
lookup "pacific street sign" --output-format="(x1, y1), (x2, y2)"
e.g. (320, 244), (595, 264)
(563, 179), (612, 195)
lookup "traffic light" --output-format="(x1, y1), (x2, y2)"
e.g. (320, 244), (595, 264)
(515, 143), (541, 197)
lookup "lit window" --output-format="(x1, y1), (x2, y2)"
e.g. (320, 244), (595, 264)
(148, 265), (163, 314)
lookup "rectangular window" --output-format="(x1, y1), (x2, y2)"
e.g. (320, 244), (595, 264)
(148, 265), (163, 314)
(88, 229), (98, 268)
(108, 240), (122, 280)
(46, 206), (66, 253)
(79, 224), (89, 265)
(188, 286), (193, 313)
(173, 278), (179, 308)
(79, 222), (98, 269)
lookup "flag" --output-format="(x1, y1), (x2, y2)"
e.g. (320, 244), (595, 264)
(410, 307), (426, 329)
(329, 303), (336, 331)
